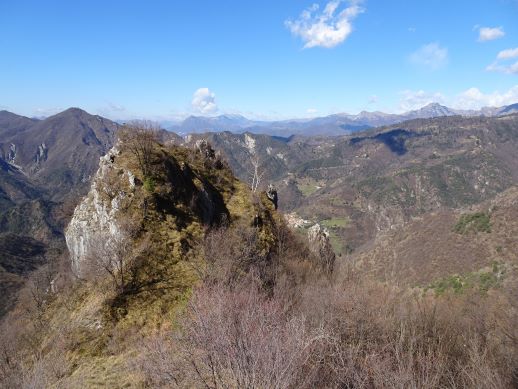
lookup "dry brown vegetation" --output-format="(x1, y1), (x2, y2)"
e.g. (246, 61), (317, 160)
(134, 199), (518, 388)
(118, 121), (160, 178)
(134, 256), (518, 388)
(2, 135), (518, 388)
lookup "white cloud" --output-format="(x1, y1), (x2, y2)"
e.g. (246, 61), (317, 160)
(285, 0), (365, 49)
(455, 86), (518, 109)
(478, 26), (505, 42)
(497, 47), (518, 60)
(409, 43), (448, 70)
(397, 86), (518, 112)
(398, 90), (445, 112)
(487, 48), (518, 74)
(191, 88), (218, 114)
(307, 108), (318, 114)
(487, 61), (518, 74)
(106, 103), (126, 112)
(368, 95), (378, 104)
(96, 103), (127, 119)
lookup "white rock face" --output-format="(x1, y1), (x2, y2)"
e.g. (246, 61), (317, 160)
(276, 153), (286, 161)
(307, 223), (330, 247)
(8, 143), (16, 164)
(65, 147), (133, 276)
(35, 143), (48, 164)
(244, 134), (256, 154)
(307, 223), (336, 272)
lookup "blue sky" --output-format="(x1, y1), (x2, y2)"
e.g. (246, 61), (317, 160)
(1, 0), (517, 120)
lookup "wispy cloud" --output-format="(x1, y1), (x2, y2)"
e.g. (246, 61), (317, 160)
(455, 86), (518, 109)
(487, 47), (518, 74)
(191, 88), (218, 114)
(96, 102), (127, 119)
(497, 47), (518, 60)
(398, 86), (518, 112)
(106, 103), (126, 112)
(398, 90), (445, 112)
(285, 0), (365, 49)
(368, 95), (379, 104)
(487, 62), (518, 74)
(477, 26), (505, 42)
(409, 43), (448, 70)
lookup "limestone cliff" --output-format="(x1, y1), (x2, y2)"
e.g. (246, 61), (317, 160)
(307, 223), (336, 272)
(64, 139), (243, 279)
(65, 147), (134, 276)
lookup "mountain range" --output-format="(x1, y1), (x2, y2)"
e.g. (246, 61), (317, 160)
(167, 102), (518, 136)
(0, 108), (186, 315)
(3, 107), (518, 386)
(0, 108), (121, 315)
(2, 105), (518, 386)
(184, 114), (518, 254)
(1, 104), (518, 316)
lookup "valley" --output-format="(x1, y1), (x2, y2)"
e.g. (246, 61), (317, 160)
(187, 114), (518, 256)
(1, 107), (518, 387)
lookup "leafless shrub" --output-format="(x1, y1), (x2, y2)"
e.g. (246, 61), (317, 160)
(203, 218), (319, 292)
(293, 273), (515, 388)
(119, 121), (160, 177)
(0, 323), (24, 388)
(137, 334), (180, 388)
(85, 231), (133, 293)
(0, 305), (71, 389)
(83, 217), (141, 293)
(203, 224), (265, 284)
(173, 276), (324, 389)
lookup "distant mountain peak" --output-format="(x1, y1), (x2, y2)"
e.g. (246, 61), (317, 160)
(422, 102), (445, 108)
(500, 103), (518, 115)
(55, 107), (92, 117)
(404, 103), (457, 119)
(220, 113), (247, 119)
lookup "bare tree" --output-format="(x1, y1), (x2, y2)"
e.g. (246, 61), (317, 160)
(149, 277), (325, 389)
(248, 155), (265, 193)
(87, 226), (135, 293)
(118, 121), (159, 177)
(202, 225), (263, 284)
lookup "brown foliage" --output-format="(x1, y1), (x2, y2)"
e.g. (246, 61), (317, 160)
(0, 252), (74, 388)
(136, 260), (518, 388)
(82, 216), (142, 294)
(139, 276), (323, 389)
(294, 269), (518, 388)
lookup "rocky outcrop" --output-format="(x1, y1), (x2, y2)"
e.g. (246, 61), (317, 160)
(65, 143), (232, 276)
(65, 147), (134, 276)
(307, 223), (335, 273)
(35, 143), (48, 164)
(7, 143), (17, 165)
(194, 139), (216, 160)
(266, 184), (278, 210)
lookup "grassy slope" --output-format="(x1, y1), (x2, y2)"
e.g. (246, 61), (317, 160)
(5, 142), (279, 388)
(352, 186), (518, 289)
